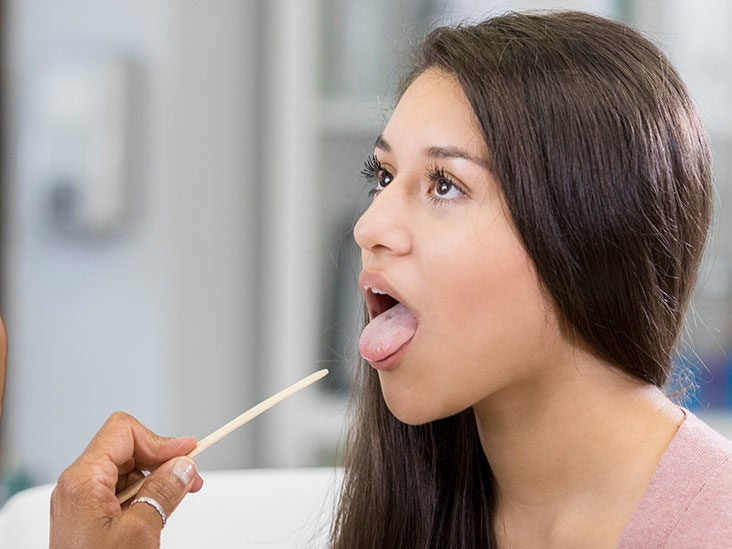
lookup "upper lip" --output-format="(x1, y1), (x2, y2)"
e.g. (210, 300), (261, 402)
(358, 271), (407, 321)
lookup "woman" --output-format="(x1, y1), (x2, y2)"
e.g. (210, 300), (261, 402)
(51, 10), (731, 548)
(332, 10), (730, 548)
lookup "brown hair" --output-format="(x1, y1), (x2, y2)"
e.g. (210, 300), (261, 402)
(330, 11), (712, 548)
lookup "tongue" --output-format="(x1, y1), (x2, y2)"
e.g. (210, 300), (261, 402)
(359, 303), (417, 362)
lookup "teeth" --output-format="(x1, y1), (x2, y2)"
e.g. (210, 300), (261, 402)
(369, 287), (388, 295)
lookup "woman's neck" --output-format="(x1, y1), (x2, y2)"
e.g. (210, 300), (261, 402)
(474, 352), (684, 547)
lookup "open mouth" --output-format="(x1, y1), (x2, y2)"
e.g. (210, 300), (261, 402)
(363, 286), (400, 320)
(359, 281), (418, 367)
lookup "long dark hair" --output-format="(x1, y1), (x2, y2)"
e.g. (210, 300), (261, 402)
(330, 11), (712, 548)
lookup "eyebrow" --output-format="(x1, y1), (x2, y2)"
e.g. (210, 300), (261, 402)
(374, 134), (491, 170)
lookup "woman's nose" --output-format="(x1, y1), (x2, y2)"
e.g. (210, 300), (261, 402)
(353, 185), (412, 257)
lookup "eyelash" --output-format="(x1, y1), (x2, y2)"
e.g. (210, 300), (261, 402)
(360, 154), (382, 192)
(361, 155), (467, 203)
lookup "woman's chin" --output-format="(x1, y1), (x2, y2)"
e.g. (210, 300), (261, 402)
(382, 391), (460, 426)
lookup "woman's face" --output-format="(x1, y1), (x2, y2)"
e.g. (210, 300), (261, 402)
(354, 68), (566, 424)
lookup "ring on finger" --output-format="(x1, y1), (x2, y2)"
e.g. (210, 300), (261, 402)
(130, 496), (167, 528)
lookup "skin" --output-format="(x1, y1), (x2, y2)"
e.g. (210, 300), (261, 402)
(0, 316), (6, 418)
(354, 68), (684, 547)
(50, 413), (204, 548)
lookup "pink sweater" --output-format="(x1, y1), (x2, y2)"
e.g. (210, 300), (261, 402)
(617, 411), (732, 547)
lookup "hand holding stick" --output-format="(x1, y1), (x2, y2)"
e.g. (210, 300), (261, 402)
(116, 368), (329, 504)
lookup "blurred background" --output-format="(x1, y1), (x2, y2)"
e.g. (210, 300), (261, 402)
(0, 0), (731, 500)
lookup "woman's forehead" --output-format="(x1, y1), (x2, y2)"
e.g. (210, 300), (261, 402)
(380, 68), (489, 161)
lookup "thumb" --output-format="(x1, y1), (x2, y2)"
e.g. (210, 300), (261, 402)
(126, 456), (198, 531)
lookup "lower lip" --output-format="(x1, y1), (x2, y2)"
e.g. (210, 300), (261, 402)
(365, 335), (414, 371)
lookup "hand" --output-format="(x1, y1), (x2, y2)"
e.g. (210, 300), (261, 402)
(50, 412), (204, 548)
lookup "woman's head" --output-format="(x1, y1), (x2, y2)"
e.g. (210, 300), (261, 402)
(371, 10), (711, 390)
(356, 67), (573, 424)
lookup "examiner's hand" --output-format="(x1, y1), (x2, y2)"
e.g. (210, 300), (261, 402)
(50, 412), (203, 548)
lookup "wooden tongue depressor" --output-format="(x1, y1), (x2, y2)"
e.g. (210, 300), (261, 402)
(116, 369), (329, 504)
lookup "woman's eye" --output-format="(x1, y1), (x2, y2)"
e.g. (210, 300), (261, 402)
(376, 170), (394, 190)
(361, 154), (393, 196)
(428, 167), (465, 200)
(434, 178), (462, 198)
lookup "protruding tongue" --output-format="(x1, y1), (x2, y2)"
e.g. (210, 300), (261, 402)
(359, 303), (417, 362)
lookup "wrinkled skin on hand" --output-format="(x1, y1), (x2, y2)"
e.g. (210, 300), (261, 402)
(50, 412), (204, 548)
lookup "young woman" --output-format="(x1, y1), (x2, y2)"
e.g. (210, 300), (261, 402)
(50, 10), (731, 548)
(331, 10), (731, 548)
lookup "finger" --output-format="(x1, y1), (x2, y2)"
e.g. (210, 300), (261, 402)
(65, 413), (196, 500)
(118, 458), (137, 476)
(125, 456), (198, 531)
(117, 469), (147, 495)
(190, 474), (205, 493)
(83, 412), (197, 469)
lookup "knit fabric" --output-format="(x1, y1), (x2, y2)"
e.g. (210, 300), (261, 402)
(617, 410), (732, 548)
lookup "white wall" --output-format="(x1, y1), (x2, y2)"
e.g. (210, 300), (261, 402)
(3, 0), (259, 483)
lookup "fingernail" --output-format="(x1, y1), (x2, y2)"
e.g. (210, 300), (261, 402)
(172, 457), (197, 485)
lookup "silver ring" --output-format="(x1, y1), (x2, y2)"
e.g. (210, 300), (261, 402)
(130, 496), (167, 528)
